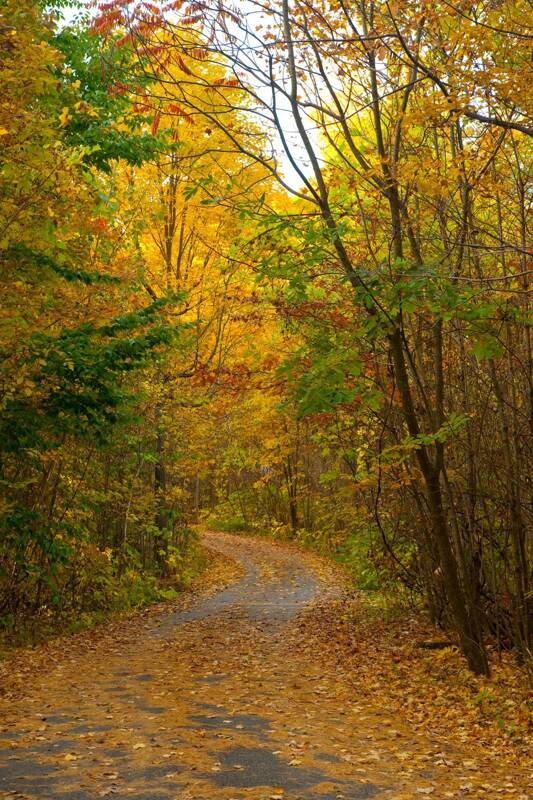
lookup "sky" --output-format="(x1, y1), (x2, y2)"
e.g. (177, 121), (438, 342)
(57, 0), (315, 189)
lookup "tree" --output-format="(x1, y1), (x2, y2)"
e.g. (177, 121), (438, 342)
(100, 0), (533, 673)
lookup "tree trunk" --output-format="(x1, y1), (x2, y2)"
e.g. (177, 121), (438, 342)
(154, 403), (169, 576)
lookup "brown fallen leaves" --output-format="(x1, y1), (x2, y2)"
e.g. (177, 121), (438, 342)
(295, 595), (532, 768)
(0, 544), (243, 702)
(0, 531), (531, 800)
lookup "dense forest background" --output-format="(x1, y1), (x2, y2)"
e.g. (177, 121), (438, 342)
(0, 0), (531, 676)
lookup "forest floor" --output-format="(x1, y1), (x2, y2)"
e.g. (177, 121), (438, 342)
(0, 531), (531, 800)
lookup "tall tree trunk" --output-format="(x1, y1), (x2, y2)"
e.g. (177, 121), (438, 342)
(154, 401), (169, 575)
(284, 456), (299, 536)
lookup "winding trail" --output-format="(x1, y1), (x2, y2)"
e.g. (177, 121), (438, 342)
(0, 533), (530, 800)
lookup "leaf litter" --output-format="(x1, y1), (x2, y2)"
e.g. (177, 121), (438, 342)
(0, 531), (530, 800)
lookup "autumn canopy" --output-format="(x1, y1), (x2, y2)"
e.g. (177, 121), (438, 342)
(0, 0), (532, 685)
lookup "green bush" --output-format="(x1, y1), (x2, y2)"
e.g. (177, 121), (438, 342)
(207, 515), (250, 533)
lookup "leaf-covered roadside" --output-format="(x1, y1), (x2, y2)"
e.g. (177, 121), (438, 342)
(297, 598), (532, 769)
(214, 525), (532, 764)
(0, 542), (242, 667)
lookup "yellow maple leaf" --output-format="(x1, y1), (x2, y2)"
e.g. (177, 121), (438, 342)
(59, 106), (71, 127)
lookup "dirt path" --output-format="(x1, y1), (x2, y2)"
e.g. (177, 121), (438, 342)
(0, 532), (530, 800)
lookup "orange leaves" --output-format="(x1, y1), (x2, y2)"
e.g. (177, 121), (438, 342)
(142, 43), (169, 58)
(114, 31), (133, 47)
(218, 7), (240, 25)
(132, 101), (151, 114)
(151, 111), (161, 135)
(96, 0), (130, 8)
(90, 8), (124, 35)
(188, 46), (209, 60)
(88, 216), (108, 232)
(91, 0), (163, 40)
(173, 53), (193, 75)
(312, 598), (533, 768)
(210, 77), (240, 89)
(109, 80), (132, 96)
(142, 1), (161, 13)
(182, 13), (203, 25)
(168, 104), (194, 123)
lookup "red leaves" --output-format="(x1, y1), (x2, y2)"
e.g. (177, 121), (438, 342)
(91, 9), (123, 34)
(91, 0), (234, 43)
(89, 216), (108, 232)
(96, 1), (120, 10)
(184, 1), (208, 11)
(141, 1), (160, 13)
(114, 32), (133, 47)
(91, 0), (163, 40)
(109, 81), (131, 96)
(142, 44), (167, 56)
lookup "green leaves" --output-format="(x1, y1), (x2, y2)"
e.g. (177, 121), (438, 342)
(8, 244), (122, 286)
(471, 335), (504, 361)
(279, 333), (366, 417)
(183, 174), (215, 200)
(410, 413), (471, 447)
(54, 25), (162, 172)
(0, 294), (181, 453)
